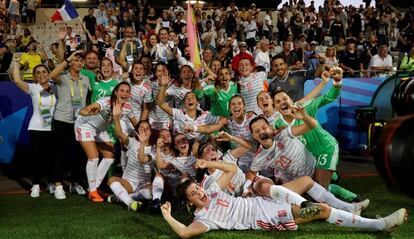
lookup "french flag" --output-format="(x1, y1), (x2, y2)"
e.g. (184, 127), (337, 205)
(51, 0), (79, 22)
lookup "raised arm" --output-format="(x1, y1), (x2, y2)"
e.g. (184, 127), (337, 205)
(118, 37), (131, 71)
(297, 70), (330, 105)
(113, 101), (129, 146)
(290, 106), (318, 136)
(137, 127), (152, 164)
(215, 131), (252, 158)
(156, 70), (173, 116)
(49, 49), (83, 81)
(155, 138), (171, 169)
(187, 117), (227, 134)
(140, 102), (150, 121)
(196, 159), (236, 191)
(161, 202), (208, 239)
(11, 55), (29, 93)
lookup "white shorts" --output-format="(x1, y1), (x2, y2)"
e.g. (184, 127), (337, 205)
(255, 201), (297, 231)
(75, 125), (111, 142)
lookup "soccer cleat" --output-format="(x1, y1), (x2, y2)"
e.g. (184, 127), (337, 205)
(129, 200), (143, 212)
(30, 184), (40, 198)
(88, 190), (104, 202)
(382, 208), (407, 232)
(299, 201), (323, 219)
(54, 185), (66, 200)
(106, 194), (120, 203)
(69, 183), (86, 195)
(351, 199), (370, 215)
(47, 183), (55, 194)
(150, 198), (162, 212)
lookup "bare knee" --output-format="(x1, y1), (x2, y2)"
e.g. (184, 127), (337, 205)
(107, 176), (119, 186)
(319, 203), (332, 219)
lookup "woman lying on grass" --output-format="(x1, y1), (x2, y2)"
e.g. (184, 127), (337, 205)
(160, 160), (407, 238)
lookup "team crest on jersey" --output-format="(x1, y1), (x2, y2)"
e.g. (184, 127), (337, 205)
(278, 210), (287, 217)
(288, 78), (296, 86)
(86, 132), (91, 138)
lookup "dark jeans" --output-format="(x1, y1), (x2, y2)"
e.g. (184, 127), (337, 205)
(51, 119), (86, 183)
(29, 130), (54, 184)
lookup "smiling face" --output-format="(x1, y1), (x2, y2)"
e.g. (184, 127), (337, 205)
(180, 66), (194, 84)
(238, 59), (253, 77)
(211, 60), (221, 73)
(115, 83), (131, 103)
(85, 52), (99, 70)
(250, 118), (273, 148)
(201, 144), (219, 162)
(33, 65), (49, 85)
(217, 68), (231, 87)
(229, 96), (245, 119)
(159, 129), (172, 146)
(185, 182), (209, 208)
(257, 91), (273, 112)
(184, 92), (198, 110)
(131, 63), (145, 83)
(149, 34), (158, 46)
(174, 134), (189, 155)
(271, 58), (288, 77)
(70, 55), (84, 72)
(100, 59), (113, 79)
(273, 91), (294, 116)
(159, 29), (169, 44)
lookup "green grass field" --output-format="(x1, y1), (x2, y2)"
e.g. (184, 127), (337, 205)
(0, 176), (413, 239)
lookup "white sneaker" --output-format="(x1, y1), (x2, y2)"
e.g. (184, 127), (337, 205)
(54, 185), (66, 200)
(70, 183), (86, 195)
(47, 183), (55, 194)
(352, 199), (370, 215)
(382, 208), (407, 232)
(30, 184), (40, 198)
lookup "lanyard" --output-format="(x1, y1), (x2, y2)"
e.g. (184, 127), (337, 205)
(69, 79), (84, 99)
(38, 89), (55, 108)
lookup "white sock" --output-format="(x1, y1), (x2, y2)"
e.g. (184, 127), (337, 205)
(135, 188), (152, 200)
(307, 182), (355, 212)
(327, 207), (385, 230)
(110, 181), (132, 206)
(270, 185), (307, 205)
(121, 150), (128, 172)
(152, 176), (164, 200)
(96, 158), (114, 189)
(86, 159), (99, 192)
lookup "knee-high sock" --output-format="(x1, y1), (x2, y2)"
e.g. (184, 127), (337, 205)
(96, 158), (114, 189)
(132, 188), (152, 200)
(270, 185), (307, 205)
(327, 207), (385, 230)
(110, 181), (132, 206)
(121, 150), (128, 172)
(329, 184), (357, 202)
(152, 176), (164, 201)
(86, 159), (99, 192)
(308, 182), (356, 212)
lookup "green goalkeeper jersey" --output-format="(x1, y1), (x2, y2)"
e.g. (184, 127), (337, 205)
(193, 81), (238, 117)
(274, 86), (341, 157)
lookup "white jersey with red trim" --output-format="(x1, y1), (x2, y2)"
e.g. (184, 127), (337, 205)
(129, 81), (153, 121)
(148, 81), (172, 129)
(250, 126), (316, 183)
(228, 114), (256, 170)
(75, 97), (133, 129)
(194, 181), (297, 231)
(201, 152), (246, 196)
(239, 72), (267, 115)
(172, 108), (220, 142)
(123, 137), (155, 190)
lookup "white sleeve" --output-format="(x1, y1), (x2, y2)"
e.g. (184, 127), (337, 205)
(27, 83), (36, 95)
